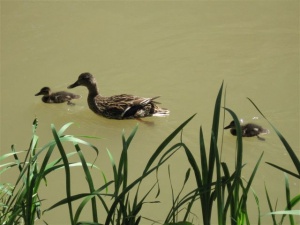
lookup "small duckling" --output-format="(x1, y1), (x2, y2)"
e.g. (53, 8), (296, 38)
(35, 87), (81, 105)
(224, 120), (269, 141)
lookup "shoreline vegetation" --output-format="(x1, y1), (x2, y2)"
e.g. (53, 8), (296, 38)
(1, 83), (299, 225)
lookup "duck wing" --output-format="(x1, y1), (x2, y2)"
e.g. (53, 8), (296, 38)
(94, 94), (160, 119)
(51, 91), (81, 103)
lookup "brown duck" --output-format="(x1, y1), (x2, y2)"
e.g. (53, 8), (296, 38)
(35, 87), (81, 105)
(224, 120), (269, 141)
(68, 72), (170, 119)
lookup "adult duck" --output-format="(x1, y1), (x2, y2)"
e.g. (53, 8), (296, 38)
(67, 72), (170, 119)
(35, 87), (81, 105)
(224, 120), (269, 141)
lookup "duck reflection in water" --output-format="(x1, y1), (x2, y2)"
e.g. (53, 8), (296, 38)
(224, 120), (269, 141)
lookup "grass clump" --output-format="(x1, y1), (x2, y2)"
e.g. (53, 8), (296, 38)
(0, 83), (299, 225)
(0, 119), (100, 225)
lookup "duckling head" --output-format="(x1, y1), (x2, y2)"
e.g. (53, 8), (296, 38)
(224, 120), (236, 129)
(35, 87), (51, 96)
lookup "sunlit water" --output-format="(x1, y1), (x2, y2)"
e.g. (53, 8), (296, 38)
(1, 2), (299, 224)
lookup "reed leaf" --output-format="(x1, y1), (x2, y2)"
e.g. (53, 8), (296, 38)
(264, 184), (277, 225)
(212, 133), (223, 225)
(247, 98), (300, 176)
(199, 126), (207, 185)
(251, 187), (261, 225)
(44, 181), (113, 213)
(224, 107), (243, 224)
(265, 162), (300, 179)
(51, 124), (74, 225)
(74, 143), (98, 223)
(269, 210), (300, 215)
(104, 142), (191, 225)
(282, 173), (294, 225)
(0, 151), (26, 162)
(143, 114), (196, 175)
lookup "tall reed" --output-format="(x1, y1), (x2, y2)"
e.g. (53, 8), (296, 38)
(1, 83), (299, 225)
(0, 119), (100, 225)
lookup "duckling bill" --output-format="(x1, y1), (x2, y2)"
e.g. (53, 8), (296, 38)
(67, 72), (170, 119)
(224, 120), (269, 141)
(35, 87), (81, 105)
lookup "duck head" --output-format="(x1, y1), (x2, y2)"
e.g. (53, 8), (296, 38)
(224, 120), (236, 129)
(35, 87), (51, 96)
(68, 72), (97, 89)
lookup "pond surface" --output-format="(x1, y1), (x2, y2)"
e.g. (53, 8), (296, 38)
(1, 1), (299, 224)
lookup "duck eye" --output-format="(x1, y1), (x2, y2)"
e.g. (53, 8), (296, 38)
(80, 73), (90, 80)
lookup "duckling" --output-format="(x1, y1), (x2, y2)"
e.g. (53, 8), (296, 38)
(35, 87), (81, 105)
(224, 120), (269, 141)
(67, 72), (170, 119)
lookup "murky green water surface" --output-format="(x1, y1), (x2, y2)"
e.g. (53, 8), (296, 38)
(1, 1), (299, 224)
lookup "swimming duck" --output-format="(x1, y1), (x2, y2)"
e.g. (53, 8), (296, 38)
(35, 87), (81, 105)
(224, 120), (269, 141)
(67, 72), (170, 119)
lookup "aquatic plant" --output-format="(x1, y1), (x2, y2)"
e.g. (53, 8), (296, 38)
(0, 118), (100, 225)
(0, 83), (299, 225)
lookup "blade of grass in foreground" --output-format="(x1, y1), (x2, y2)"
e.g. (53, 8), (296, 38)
(74, 143), (98, 223)
(105, 115), (195, 225)
(265, 184), (278, 225)
(283, 173), (294, 225)
(224, 107), (243, 224)
(247, 98), (300, 176)
(143, 114), (196, 175)
(51, 124), (74, 225)
(265, 162), (300, 179)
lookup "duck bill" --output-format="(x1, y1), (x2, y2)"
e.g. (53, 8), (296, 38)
(68, 81), (80, 89)
(224, 125), (231, 129)
(35, 91), (42, 96)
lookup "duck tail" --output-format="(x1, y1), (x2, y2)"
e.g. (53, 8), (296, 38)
(150, 96), (161, 104)
(153, 108), (170, 117)
(261, 128), (270, 135)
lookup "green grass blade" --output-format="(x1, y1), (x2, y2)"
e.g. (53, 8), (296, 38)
(199, 126), (207, 186)
(0, 151), (26, 162)
(51, 124), (74, 225)
(106, 148), (118, 194)
(243, 152), (264, 196)
(288, 194), (300, 209)
(74, 143), (98, 223)
(264, 184), (277, 225)
(251, 187), (261, 225)
(183, 144), (202, 193)
(224, 107), (243, 222)
(44, 181), (113, 212)
(207, 82), (223, 181)
(221, 162), (232, 223)
(265, 162), (300, 179)
(105, 141), (186, 225)
(168, 165), (176, 223)
(74, 195), (97, 224)
(57, 122), (74, 136)
(143, 114), (196, 174)
(247, 98), (300, 176)
(239, 152), (264, 225)
(212, 133), (223, 225)
(199, 82), (223, 225)
(282, 173), (294, 225)
(268, 210), (300, 215)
